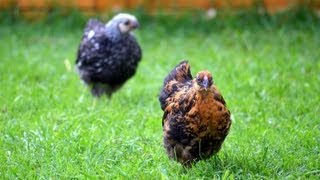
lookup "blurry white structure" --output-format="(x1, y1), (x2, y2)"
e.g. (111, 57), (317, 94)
(206, 8), (217, 19)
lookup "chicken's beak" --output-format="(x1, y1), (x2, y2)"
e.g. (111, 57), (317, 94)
(131, 21), (140, 29)
(203, 76), (209, 91)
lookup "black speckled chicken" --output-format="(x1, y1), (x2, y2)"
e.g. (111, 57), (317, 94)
(76, 13), (142, 97)
(159, 60), (231, 166)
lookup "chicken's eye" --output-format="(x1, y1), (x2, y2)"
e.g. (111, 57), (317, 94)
(124, 20), (130, 26)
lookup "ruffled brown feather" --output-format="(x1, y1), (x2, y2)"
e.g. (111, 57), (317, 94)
(159, 61), (231, 167)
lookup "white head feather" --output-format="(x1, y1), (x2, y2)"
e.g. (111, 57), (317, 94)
(106, 13), (139, 34)
(112, 13), (138, 23)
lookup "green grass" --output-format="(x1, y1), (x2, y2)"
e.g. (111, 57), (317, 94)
(0, 11), (319, 179)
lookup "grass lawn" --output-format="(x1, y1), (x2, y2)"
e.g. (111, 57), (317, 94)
(0, 10), (319, 178)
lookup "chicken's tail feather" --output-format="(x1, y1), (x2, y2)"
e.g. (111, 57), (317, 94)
(159, 60), (193, 111)
(164, 60), (193, 85)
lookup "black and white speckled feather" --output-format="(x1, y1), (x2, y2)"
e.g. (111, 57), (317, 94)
(76, 13), (142, 97)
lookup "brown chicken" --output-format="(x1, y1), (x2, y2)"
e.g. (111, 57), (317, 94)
(159, 60), (231, 166)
